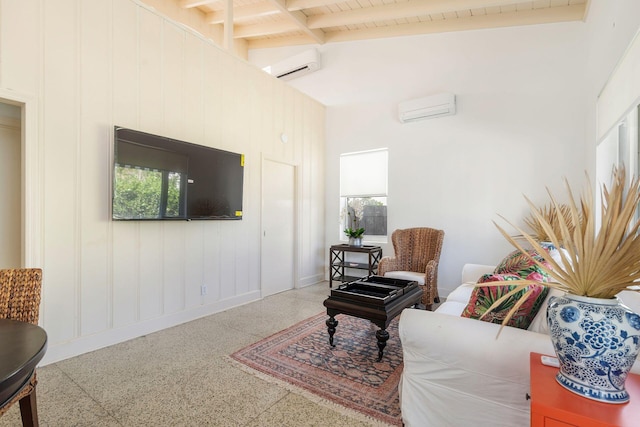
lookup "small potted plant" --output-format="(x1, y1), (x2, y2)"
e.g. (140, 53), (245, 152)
(344, 209), (365, 247)
(344, 226), (365, 247)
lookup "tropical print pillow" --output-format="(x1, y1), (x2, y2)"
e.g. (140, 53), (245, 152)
(494, 249), (551, 282)
(461, 273), (549, 330)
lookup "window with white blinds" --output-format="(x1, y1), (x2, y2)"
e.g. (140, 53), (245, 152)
(339, 149), (388, 241)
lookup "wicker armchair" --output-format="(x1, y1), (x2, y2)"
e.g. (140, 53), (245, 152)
(378, 228), (444, 310)
(0, 268), (43, 426)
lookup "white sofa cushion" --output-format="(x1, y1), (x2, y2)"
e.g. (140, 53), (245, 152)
(436, 282), (475, 316)
(399, 308), (556, 427)
(435, 300), (467, 316)
(445, 282), (475, 304)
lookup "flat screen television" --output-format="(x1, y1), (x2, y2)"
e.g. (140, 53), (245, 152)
(112, 126), (244, 220)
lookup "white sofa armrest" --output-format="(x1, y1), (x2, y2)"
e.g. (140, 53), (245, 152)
(461, 263), (495, 284)
(398, 308), (554, 427)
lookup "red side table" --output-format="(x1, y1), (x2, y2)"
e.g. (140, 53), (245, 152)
(530, 352), (640, 426)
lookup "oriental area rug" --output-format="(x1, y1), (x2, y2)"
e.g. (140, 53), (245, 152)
(229, 312), (403, 426)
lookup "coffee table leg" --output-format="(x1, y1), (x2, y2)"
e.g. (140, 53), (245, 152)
(376, 328), (389, 361)
(326, 316), (338, 347)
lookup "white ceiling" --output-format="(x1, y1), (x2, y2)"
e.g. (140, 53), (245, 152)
(172, 0), (589, 50)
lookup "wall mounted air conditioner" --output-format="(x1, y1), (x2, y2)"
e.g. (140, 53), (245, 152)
(267, 49), (321, 81)
(398, 93), (456, 123)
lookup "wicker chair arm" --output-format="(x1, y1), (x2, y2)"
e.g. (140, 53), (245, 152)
(422, 260), (440, 306)
(424, 260), (438, 286)
(378, 257), (400, 276)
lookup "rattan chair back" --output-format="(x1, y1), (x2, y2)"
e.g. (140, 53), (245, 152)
(0, 269), (42, 325)
(391, 228), (444, 274)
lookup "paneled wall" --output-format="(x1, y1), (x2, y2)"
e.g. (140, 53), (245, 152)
(0, 0), (325, 364)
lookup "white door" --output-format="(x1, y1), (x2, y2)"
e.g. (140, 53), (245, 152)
(261, 159), (295, 296)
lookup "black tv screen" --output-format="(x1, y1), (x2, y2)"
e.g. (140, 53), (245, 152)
(112, 127), (244, 220)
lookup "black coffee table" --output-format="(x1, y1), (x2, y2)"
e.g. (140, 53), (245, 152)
(323, 276), (422, 361)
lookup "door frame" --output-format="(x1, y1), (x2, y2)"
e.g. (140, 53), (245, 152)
(260, 155), (299, 293)
(0, 89), (42, 268)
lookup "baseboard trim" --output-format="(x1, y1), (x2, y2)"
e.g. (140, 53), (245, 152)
(40, 290), (261, 365)
(298, 273), (324, 287)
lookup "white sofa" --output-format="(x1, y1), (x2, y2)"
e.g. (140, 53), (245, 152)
(398, 264), (640, 427)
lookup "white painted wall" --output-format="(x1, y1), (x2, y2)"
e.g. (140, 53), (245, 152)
(0, 0), (325, 364)
(323, 26), (589, 295)
(249, 1), (640, 296)
(252, 23), (588, 295)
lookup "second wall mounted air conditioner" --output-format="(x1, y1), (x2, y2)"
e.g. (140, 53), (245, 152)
(398, 93), (456, 123)
(266, 49), (321, 81)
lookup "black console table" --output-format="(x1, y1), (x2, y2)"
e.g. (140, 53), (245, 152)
(329, 244), (382, 287)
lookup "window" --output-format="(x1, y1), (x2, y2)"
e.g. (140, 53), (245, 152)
(339, 149), (388, 242)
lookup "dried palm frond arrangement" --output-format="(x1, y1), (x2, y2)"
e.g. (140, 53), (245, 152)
(523, 203), (577, 245)
(484, 166), (640, 326)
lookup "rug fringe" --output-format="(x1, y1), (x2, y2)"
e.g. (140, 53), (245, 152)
(225, 355), (397, 427)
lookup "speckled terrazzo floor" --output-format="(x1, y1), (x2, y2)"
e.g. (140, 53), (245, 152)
(0, 282), (390, 427)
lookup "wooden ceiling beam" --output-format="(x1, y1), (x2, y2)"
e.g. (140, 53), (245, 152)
(206, 2), (280, 24)
(168, 0), (587, 51)
(250, 3), (585, 48)
(179, 0), (217, 8)
(307, 0), (537, 29)
(247, 34), (318, 49)
(323, 4), (585, 43)
(265, 0), (325, 43)
(289, 0), (534, 13)
(286, 0), (344, 12)
(233, 21), (299, 38)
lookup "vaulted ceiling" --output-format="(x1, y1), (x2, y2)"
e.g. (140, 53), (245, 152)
(171, 0), (589, 50)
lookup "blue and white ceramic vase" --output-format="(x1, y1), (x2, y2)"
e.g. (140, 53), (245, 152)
(547, 294), (640, 403)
